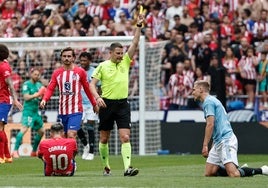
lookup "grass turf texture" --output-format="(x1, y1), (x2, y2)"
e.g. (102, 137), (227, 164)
(0, 154), (267, 187)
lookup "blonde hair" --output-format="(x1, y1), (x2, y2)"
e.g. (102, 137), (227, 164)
(194, 80), (210, 92)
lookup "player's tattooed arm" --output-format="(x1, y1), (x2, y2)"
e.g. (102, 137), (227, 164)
(6, 77), (23, 111)
(6, 77), (18, 101)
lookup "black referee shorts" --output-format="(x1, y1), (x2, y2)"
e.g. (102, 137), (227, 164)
(98, 98), (131, 131)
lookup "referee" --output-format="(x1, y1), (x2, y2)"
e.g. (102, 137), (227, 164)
(90, 8), (145, 177)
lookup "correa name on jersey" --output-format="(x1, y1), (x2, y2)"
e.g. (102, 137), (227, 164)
(48, 145), (67, 152)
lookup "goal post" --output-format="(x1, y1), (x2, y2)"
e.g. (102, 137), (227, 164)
(0, 36), (166, 156)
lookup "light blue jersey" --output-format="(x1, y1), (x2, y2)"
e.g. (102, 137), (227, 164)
(202, 95), (233, 145)
(81, 67), (98, 106)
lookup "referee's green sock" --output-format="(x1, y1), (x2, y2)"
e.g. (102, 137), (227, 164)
(121, 142), (131, 171)
(99, 142), (110, 169)
(14, 132), (23, 151)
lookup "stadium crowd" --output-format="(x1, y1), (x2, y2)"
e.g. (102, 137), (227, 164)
(1, 0), (268, 112)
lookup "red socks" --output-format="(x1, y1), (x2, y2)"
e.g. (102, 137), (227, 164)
(0, 131), (5, 159)
(0, 131), (11, 159)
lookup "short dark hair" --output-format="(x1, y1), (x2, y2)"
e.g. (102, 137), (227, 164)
(50, 123), (64, 132)
(60, 47), (76, 57)
(0, 44), (9, 61)
(79, 51), (92, 60)
(109, 42), (123, 51)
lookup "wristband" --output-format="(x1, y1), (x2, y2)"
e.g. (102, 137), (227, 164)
(96, 97), (101, 100)
(136, 23), (142, 28)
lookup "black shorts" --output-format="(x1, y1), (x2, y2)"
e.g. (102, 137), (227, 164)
(241, 78), (256, 86)
(98, 98), (131, 131)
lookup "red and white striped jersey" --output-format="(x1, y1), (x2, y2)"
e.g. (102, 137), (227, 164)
(43, 66), (96, 115)
(222, 57), (239, 80)
(146, 12), (165, 39)
(238, 56), (258, 80)
(0, 60), (12, 104)
(168, 73), (193, 106)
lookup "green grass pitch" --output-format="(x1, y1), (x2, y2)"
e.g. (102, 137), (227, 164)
(0, 154), (267, 187)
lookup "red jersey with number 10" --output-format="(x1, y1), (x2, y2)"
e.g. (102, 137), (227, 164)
(43, 66), (96, 115)
(0, 60), (12, 104)
(38, 137), (77, 176)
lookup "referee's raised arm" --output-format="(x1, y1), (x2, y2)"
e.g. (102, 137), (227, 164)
(127, 7), (145, 59)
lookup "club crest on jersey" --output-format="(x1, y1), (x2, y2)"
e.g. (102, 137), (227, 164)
(72, 74), (77, 80)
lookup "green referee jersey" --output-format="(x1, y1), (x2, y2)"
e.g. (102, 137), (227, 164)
(92, 53), (131, 99)
(22, 80), (43, 112)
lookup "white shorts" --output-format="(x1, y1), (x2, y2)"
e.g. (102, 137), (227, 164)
(82, 104), (99, 123)
(207, 133), (239, 167)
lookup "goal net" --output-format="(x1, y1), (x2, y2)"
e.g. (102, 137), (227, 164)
(1, 36), (166, 155)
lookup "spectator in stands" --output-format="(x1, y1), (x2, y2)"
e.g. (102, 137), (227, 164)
(236, 0), (251, 19)
(174, 33), (186, 54)
(238, 46), (258, 109)
(73, 18), (86, 36)
(221, 2), (233, 21)
(173, 14), (188, 36)
(165, 0), (183, 31)
(207, 53), (226, 95)
(91, 15), (107, 36)
(16, 60), (29, 82)
(180, 6), (194, 28)
(193, 33), (212, 74)
(257, 51), (268, 108)
(1, 0), (16, 22)
(108, 0), (130, 23)
(183, 58), (195, 85)
(241, 8), (254, 33)
(222, 47), (239, 81)
(201, 2), (210, 21)
(225, 73), (243, 100)
(186, 0), (197, 18)
(145, 4), (165, 39)
(44, 10), (65, 36)
(184, 38), (196, 70)
(161, 48), (171, 88)
(35, 0), (52, 19)
(43, 25), (53, 37)
(73, 2), (92, 32)
(250, 0), (263, 21)
(113, 11), (128, 33)
(24, 9), (44, 37)
(168, 62), (193, 110)
(252, 25), (267, 49)
(87, 0), (110, 25)
(193, 7), (205, 32)
(233, 37), (250, 61)
(239, 23), (253, 44)
(33, 26), (44, 37)
(252, 9), (268, 37)
(194, 65), (210, 82)
(123, 20), (134, 36)
(220, 15), (234, 43)
(144, 27), (157, 42)
(168, 45), (186, 74)
(164, 29), (179, 55)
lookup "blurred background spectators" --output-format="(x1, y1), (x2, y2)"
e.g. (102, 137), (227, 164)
(1, 0), (268, 112)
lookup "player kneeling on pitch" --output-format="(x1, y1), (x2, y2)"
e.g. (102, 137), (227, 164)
(38, 123), (77, 176)
(192, 80), (268, 177)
